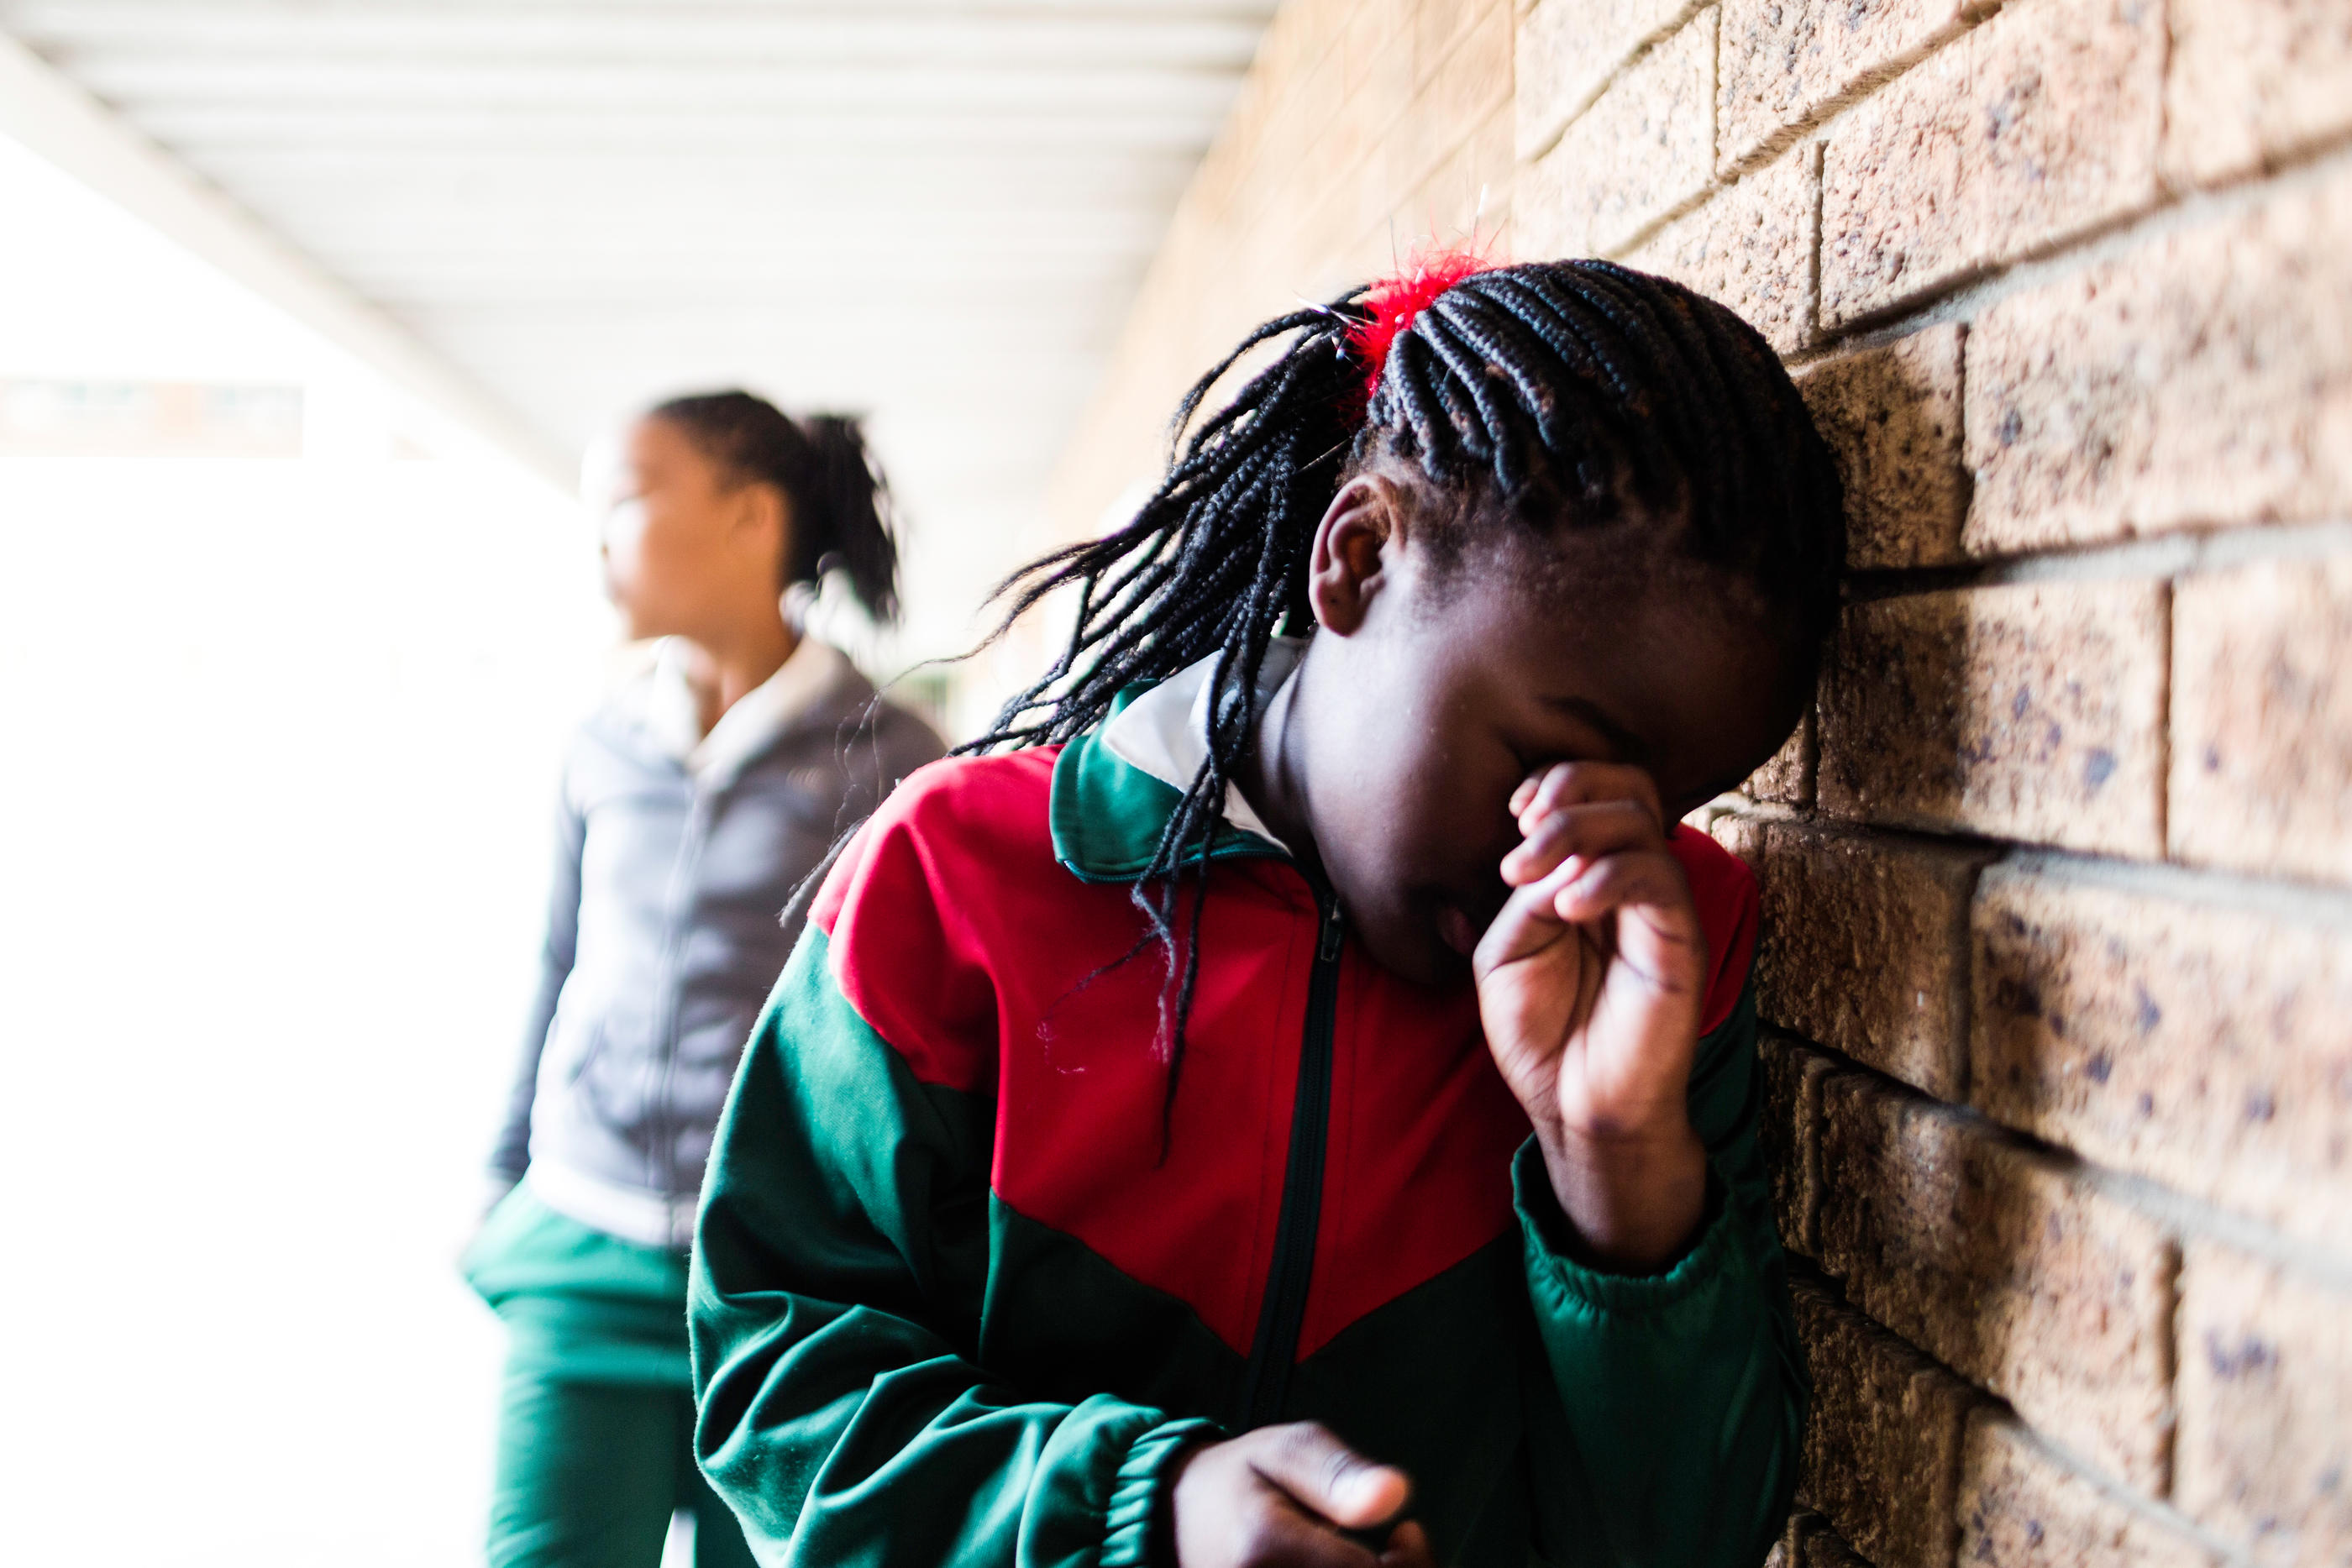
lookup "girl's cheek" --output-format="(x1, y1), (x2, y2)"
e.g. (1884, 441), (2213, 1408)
(601, 501), (652, 590)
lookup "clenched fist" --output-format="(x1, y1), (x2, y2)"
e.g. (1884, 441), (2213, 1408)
(1473, 761), (1710, 1273)
(1168, 1422), (1433, 1568)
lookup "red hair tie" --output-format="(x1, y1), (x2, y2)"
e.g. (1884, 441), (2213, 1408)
(1346, 245), (1494, 406)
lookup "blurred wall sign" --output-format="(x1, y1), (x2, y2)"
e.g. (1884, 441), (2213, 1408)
(0, 376), (303, 455)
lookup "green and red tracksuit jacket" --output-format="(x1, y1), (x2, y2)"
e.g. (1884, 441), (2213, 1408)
(689, 719), (1806, 1568)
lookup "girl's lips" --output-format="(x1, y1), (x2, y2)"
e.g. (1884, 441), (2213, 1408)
(1436, 904), (1478, 956)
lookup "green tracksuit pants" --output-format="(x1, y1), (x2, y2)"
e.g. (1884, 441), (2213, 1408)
(468, 1183), (754, 1568)
(489, 1369), (755, 1568)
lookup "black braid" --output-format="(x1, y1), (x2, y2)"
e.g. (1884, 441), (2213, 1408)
(963, 259), (1845, 1097)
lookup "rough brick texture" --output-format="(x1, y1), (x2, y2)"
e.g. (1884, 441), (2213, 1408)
(1960, 1413), (2226, 1568)
(1042, 0), (1515, 546)
(1515, 0), (1696, 159)
(1518, 5), (1714, 257)
(1757, 1031), (1837, 1256)
(1793, 1279), (1977, 1568)
(1624, 138), (1819, 354)
(1966, 169), (2352, 553)
(2175, 1242), (2352, 1563)
(1815, 1074), (2175, 1490)
(1718, 0), (1967, 171)
(2164, 0), (2352, 190)
(1707, 807), (1766, 873)
(2171, 559), (2352, 885)
(1971, 863), (2352, 1254)
(1788, 1513), (1875, 1568)
(1815, 581), (2168, 858)
(1748, 821), (1989, 1099)
(1820, 0), (2164, 326)
(1797, 324), (1966, 569)
(1747, 708), (1815, 807)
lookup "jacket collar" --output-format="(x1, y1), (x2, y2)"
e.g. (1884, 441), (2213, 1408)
(617, 635), (874, 786)
(1048, 642), (1302, 884)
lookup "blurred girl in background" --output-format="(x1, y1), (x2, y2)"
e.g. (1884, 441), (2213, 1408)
(465, 391), (943, 1567)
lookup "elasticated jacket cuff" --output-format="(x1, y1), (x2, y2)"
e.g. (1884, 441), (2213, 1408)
(1513, 1137), (1739, 1319)
(1100, 1414), (1223, 1568)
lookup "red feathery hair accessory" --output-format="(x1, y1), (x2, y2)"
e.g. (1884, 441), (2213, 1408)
(1346, 245), (1494, 405)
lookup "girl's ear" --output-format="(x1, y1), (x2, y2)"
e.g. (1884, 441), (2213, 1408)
(1306, 475), (1401, 636)
(731, 480), (793, 578)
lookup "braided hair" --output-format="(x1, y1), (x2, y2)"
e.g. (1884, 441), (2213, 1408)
(969, 256), (1845, 1078)
(651, 391), (904, 623)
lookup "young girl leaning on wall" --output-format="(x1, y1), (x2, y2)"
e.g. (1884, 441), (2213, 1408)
(690, 258), (1846, 1568)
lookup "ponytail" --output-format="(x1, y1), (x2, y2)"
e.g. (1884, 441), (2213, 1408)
(792, 415), (900, 624)
(648, 391), (902, 625)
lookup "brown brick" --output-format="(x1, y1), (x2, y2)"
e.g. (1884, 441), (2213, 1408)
(1622, 137), (1819, 354)
(1746, 707), (1816, 807)
(1767, 1511), (1862, 1568)
(1796, 324), (1967, 569)
(1399, 102), (1515, 255)
(1959, 1412), (2226, 1568)
(1965, 170), (2352, 553)
(1718, 0), (1970, 171)
(1513, 0), (1698, 159)
(1294, 29), (1354, 174)
(2165, 0), (2352, 190)
(1415, 0), (1503, 92)
(1706, 808), (1768, 871)
(1751, 822), (1990, 1099)
(1399, 0), (1514, 186)
(1816, 1076), (2174, 1491)
(1820, 0), (2164, 326)
(1792, 1518), (1873, 1568)
(1814, 581), (2167, 858)
(1516, 5), (1714, 258)
(1768, 1513), (1815, 1568)
(2171, 559), (2352, 885)
(1793, 1278), (1977, 1568)
(1349, 0), (1421, 148)
(1758, 1031), (1837, 1256)
(1972, 862), (2352, 1253)
(2176, 1242), (2352, 1564)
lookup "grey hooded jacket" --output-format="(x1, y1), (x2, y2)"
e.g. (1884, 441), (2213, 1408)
(491, 642), (943, 1249)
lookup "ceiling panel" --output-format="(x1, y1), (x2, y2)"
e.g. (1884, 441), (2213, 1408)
(0, 0), (1277, 658)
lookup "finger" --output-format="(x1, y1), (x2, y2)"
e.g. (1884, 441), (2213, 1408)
(1472, 875), (1584, 978)
(1542, 852), (1706, 993)
(1543, 847), (1692, 922)
(1247, 1424), (1412, 1532)
(1516, 762), (1664, 836)
(1500, 800), (1664, 887)
(1379, 1520), (1436, 1568)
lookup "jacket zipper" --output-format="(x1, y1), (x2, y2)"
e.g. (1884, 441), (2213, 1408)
(1236, 875), (1345, 1429)
(648, 786), (713, 1227)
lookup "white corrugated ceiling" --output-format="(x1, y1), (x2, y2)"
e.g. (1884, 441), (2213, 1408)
(0, 0), (1276, 656)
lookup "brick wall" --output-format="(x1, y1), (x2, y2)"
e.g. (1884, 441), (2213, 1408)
(1037, 0), (1515, 549)
(1541, 0), (2352, 1561)
(1056, 2), (2352, 1563)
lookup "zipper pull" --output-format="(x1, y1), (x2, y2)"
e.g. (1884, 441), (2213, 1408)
(1317, 895), (1344, 962)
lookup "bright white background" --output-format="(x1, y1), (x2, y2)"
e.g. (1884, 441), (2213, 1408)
(0, 132), (617, 1561)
